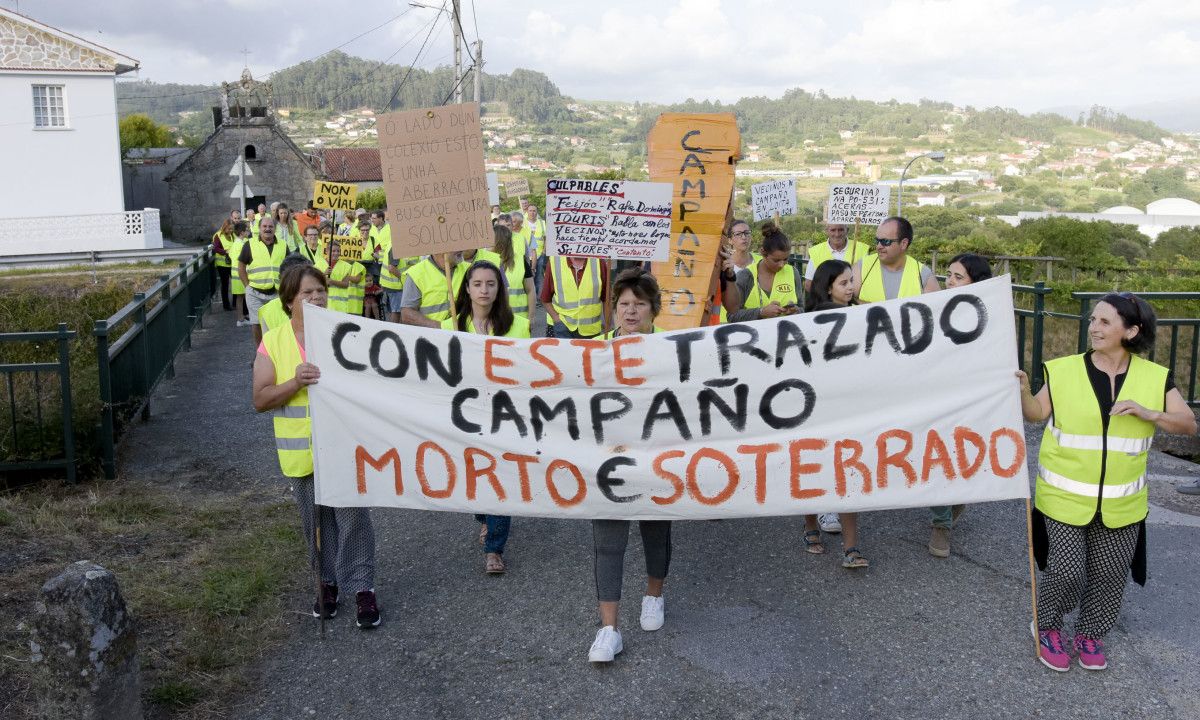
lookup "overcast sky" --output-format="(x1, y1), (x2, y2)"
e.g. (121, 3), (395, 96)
(13, 0), (1200, 112)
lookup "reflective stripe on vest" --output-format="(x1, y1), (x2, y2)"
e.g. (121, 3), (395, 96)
(213, 232), (233, 267)
(1047, 420), (1153, 455)
(858, 254), (921, 303)
(229, 238), (247, 293)
(1038, 464), (1147, 499)
(552, 257), (602, 334)
(247, 239), (286, 291)
(408, 258), (466, 322)
(262, 322), (312, 477)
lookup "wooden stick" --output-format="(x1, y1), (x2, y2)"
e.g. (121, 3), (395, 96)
(444, 252), (457, 324)
(1024, 497), (1040, 658)
(314, 504), (325, 638)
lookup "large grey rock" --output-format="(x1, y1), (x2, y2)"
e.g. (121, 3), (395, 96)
(31, 561), (142, 720)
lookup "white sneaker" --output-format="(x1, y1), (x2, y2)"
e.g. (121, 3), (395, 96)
(588, 626), (623, 663)
(640, 595), (665, 631)
(818, 513), (842, 534)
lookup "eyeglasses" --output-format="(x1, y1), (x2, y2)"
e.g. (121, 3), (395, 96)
(875, 237), (903, 247)
(1109, 291), (1142, 323)
(731, 230), (751, 237)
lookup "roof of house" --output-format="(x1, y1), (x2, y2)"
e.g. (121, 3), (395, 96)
(320, 148), (382, 182)
(0, 7), (139, 74)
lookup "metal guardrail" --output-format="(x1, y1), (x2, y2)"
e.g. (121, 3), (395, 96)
(0, 324), (77, 482)
(0, 246), (204, 270)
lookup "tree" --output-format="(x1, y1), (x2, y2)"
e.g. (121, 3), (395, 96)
(119, 114), (175, 154)
(1149, 226), (1200, 262)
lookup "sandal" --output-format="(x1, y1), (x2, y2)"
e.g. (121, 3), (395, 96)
(484, 552), (506, 574)
(478, 523), (487, 546)
(803, 529), (826, 555)
(842, 546), (870, 569)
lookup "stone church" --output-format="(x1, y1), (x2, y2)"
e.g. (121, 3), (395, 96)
(165, 70), (317, 242)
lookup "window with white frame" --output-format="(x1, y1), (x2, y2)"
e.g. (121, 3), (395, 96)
(32, 85), (66, 128)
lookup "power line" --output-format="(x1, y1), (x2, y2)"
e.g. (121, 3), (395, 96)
(469, 0), (481, 42)
(454, 3), (476, 65)
(440, 63), (474, 105)
(383, 13), (443, 111)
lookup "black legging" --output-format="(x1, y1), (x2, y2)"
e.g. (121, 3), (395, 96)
(592, 519), (672, 602)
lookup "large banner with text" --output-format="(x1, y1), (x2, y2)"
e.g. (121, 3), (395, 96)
(307, 277), (1029, 519)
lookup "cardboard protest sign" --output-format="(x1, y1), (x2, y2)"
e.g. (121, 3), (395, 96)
(648, 114), (741, 331)
(377, 102), (490, 257)
(751, 179), (797, 221)
(486, 172), (500, 206)
(504, 177), (530, 198)
(312, 181), (358, 211)
(308, 277), (1029, 519)
(544, 178), (672, 261)
(828, 184), (892, 226)
(333, 233), (368, 262)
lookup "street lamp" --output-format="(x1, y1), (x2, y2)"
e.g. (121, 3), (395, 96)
(897, 150), (946, 216)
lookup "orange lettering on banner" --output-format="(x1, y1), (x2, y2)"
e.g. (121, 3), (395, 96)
(787, 439), (828, 499)
(465, 447), (506, 501)
(737, 443), (782, 504)
(483, 339), (518, 386)
(569, 339), (607, 387)
(953, 426), (987, 479)
(611, 336), (648, 386)
(529, 339), (563, 389)
(989, 428), (1026, 478)
(921, 429), (957, 483)
(876, 429), (917, 489)
(686, 448), (739, 505)
(355, 446), (403, 495)
(500, 452), (539, 502)
(651, 450), (686, 505)
(834, 439), (872, 495)
(545, 459), (586, 507)
(648, 114), (741, 330)
(416, 441), (456, 499)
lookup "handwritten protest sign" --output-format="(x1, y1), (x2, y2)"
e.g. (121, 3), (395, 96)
(312, 181), (358, 211)
(505, 177), (530, 198)
(648, 114), (741, 331)
(486, 172), (500, 206)
(751, 179), (797, 221)
(828, 184), (892, 226)
(544, 179), (672, 261)
(377, 102), (490, 257)
(333, 233), (368, 262)
(308, 277), (1029, 519)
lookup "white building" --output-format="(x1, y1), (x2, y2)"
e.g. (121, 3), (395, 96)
(916, 193), (947, 207)
(0, 8), (161, 254)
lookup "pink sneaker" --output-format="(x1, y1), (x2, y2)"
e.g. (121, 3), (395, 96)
(1074, 635), (1107, 670)
(1032, 621), (1070, 672)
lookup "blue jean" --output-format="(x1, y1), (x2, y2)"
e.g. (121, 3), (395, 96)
(930, 506), (953, 529)
(534, 255), (548, 299)
(474, 514), (511, 554)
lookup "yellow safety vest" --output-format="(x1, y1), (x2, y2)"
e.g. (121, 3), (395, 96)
(229, 237), (248, 294)
(328, 260), (365, 315)
(251, 216), (261, 239)
(1035, 353), (1166, 528)
(296, 242), (329, 273)
(527, 218), (547, 257)
(511, 225), (532, 262)
(440, 314), (531, 339)
(858, 254), (922, 304)
(808, 241), (872, 273)
(372, 224), (417, 291)
(257, 297), (290, 334)
(475, 249), (529, 316)
(213, 231), (233, 268)
(246, 239), (287, 292)
(275, 219), (302, 253)
(551, 257), (603, 336)
(262, 321), (312, 477)
(406, 257), (468, 322)
(741, 264), (799, 310)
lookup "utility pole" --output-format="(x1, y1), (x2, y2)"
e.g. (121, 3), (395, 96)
(473, 39), (482, 103)
(452, 0), (463, 104)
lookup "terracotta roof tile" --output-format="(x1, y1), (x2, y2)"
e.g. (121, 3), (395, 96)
(321, 148), (381, 183)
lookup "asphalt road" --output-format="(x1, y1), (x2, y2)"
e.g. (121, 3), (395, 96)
(120, 299), (1200, 720)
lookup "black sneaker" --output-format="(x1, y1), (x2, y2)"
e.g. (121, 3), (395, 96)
(356, 590), (381, 629)
(312, 582), (338, 618)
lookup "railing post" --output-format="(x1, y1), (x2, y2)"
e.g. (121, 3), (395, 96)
(1032, 281), (1045, 392)
(55, 323), (76, 484)
(160, 274), (175, 380)
(93, 319), (116, 480)
(1076, 294), (1089, 354)
(135, 293), (151, 421)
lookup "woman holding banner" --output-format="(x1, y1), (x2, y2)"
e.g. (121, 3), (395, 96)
(1017, 293), (1194, 671)
(730, 222), (803, 322)
(587, 269), (673, 664)
(252, 263), (381, 629)
(442, 259), (530, 574)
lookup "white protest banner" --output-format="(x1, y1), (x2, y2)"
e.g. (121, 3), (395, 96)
(504, 177), (530, 198)
(544, 178), (672, 261)
(751, 179), (797, 221)
(828, 184), (892, 226)
(308, 277), (1029, 519)
(486, 172), (500, 207)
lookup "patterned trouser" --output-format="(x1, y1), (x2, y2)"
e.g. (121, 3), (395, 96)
(1037, 516), (1139, 638)
(291, 475), (376, 593)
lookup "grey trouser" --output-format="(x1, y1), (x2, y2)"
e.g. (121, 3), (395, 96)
(292, 474), (376, 593)
(592, 519), (672, 602)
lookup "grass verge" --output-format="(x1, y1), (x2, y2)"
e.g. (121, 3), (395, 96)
(0, 479), (305, 719)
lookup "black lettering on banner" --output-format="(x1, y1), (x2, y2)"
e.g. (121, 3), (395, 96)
(759, 378), (817, 430)
(665, 331), (704, 381)
(941, 294), (988, 345)
(865, 306), (902, 355)
(680, 130), (712, 154)
(451, 388), (481, 433)
(679, 154), (706, 174)
(679, 200), (701, 222)
(530, 397), (581, 441)
(641, 389), (693, 441)
(814, 312), (858, 361)
(715, 324), (771, 374)
(774, 320), (813, 368)
(698, 384), (749, 435)
(369, 330), (409, 378)
(414, 336), (462, 386)
(491, 391), (529, 437)
(590, 391), (633, 444)
(900, 302), (935, 354)
(332, 322), (366, 371)
(681, 178), (706, 198)
(597, 457), (641, 503)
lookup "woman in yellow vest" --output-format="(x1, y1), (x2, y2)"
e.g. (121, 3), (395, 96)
(587, 269), (673, 664)
(326, 239), (366, 315)
(296, 225), (329, 273)
(229, 221), (251, 326)
(440, 259), (530, 575)
(273, 203), (302, 252)
(1017, 293), (1194, 672)
(476, 224), (535, 319)
(212, 218), (236, 311)
(252, 264), (382, 629)
(729, 222), (803, 322)
(728, 218), (761, 274)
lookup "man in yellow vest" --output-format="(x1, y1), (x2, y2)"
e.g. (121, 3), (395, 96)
(509, 210), (532, 266)
(851, 215), (949, 556)
(525, 204), (549, 297)
(804, 223), (873, 293)
(540, 254), (609, 338)
(399, 251), (475, 328)
(238, 216), (287, 347)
